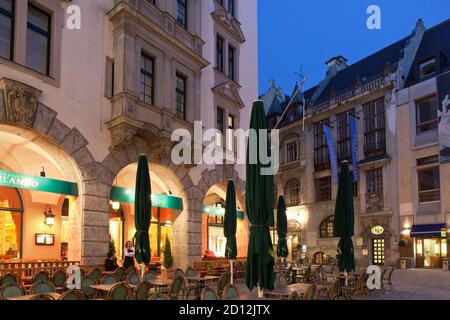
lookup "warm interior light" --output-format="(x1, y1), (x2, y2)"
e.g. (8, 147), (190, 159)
(111, 201), (120, 211)
(44, 205), (55, 227)
(401, 229), (411, 235)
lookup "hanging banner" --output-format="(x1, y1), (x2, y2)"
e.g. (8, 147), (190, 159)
(0, 169), (78, 196)
(349, 114), (359, 181)
(437, 71), (450, 164)
(323, 124), (338, 184)
(110, 186), (183, 210)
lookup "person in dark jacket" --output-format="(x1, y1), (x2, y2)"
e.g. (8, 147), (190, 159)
(105, 252), (119, 271)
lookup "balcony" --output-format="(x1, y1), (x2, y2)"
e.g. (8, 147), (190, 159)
(365, 192), (384, 213)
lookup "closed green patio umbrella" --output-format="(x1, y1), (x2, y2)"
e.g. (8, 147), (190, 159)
(224, 180), (237, 284)
(333, 161), (355, 273)
(134, 154), (152, 278)
(276, 196), (288, 262)
(245, 100), (276, 293)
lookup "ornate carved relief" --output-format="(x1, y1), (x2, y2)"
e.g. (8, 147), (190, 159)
(211, 9), (245, 43)
(109, 122), (138, 150)
(0, 78), (42, 127)
(149, 135), (172, 161)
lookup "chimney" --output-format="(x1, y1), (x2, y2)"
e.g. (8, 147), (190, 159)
(325, 55), (348, 77)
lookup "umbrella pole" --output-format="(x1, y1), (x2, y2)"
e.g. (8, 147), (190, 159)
(230, 260), (234, 285)
(141, 262), (145, 279)
(257, 285), (264, 298)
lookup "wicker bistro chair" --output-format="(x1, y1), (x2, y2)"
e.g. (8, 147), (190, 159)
(144, 271), (157, 282)
(285, 291), (298, 300)
(148, 292), (171, 300)
(379, 268), (388, 290)
(223, 284), (240, 300)
(201, 287), (219, 300)
(0, 273), (18, 286)
(216, 272), (231, 298)
(383, 267), (395, 289)
(101, 274), (118, 285)
(114, 267), (126, 281)
(30, 280), (56, 295)
(81, 276), (97, 299)
(58, 289), (85, 300)
(107, 282), (131, 300)
(175, 268), (185, 278)
(30, 293), (56, 300)
(275, 273), (289, 288)
(126, 272), (142, 286)
(133, 281), (151, 300)
(52, 269), (68, 291)
(0, 283), (26, 300)
(302, 284), (317, 300)
(31, 271), (50, 284)
(284, 265), (293, 284)
(325, 280), (340, 300)
(88, 268), (102, 283)
(182, 268), (199, 300)
(168, 276), (185, 300)
(341, 273), (367, 299)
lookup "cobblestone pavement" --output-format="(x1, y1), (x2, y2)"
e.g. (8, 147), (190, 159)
(365, 268), (450, 300)
(232, 269), (450, 300)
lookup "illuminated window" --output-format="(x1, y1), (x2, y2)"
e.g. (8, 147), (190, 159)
(0, 187), (23, 259)
(319, 216), (334, 238)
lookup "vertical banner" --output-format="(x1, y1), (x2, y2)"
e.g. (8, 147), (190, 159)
(437, 71), (450, 164)
(349, 114), (359, 181)
(323, 124), (338, 184)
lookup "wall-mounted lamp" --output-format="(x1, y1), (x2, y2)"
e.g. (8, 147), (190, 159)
(110, 200), (120, 211)
(44, 205), (55, 227)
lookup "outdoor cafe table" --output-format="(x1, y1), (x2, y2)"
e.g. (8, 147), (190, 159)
(7, 292), (61, 300)
(148, 279), (173, 293)
(185, 275), (219, 300)
(263, 283), (307, 299)
(90, 283), (137, 292)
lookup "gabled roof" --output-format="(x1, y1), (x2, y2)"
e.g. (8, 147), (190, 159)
(267, 96), (283, 116)
(405, 19), (450, 86)
(314, 36), (410, 105)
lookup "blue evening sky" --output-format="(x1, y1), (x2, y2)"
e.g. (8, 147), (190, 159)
(258, 0), (450, 95)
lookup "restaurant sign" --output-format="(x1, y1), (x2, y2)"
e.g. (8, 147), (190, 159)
(0, 169), (78, 196)
(110, 186), (183, 211)
(202, 205), (245, 219)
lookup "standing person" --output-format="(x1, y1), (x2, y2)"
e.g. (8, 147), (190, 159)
(123, 241), (136, 269)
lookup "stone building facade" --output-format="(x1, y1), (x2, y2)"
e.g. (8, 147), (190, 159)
(0, 0), (257, 267)
(261, 19), (450, 268)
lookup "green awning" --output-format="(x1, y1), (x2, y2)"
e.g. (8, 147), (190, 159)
(110, 186), (183, 210)
(0, 169), (78, 197)
(203, 205), (245, 219)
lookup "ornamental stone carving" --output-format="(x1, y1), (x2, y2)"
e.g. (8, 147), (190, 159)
(0, 78), (42, 127)
(110, 123), (138, 150)
(149, 138), (172, 161)
(211, 9), (245, 43)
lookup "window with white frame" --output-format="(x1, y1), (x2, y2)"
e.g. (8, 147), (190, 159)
(286, 140), (298, 163)
(416, 95), (438, 134)
(0, 0), (14, 60)
(417, 156), (440, 203)
(26, 4), (51, 75)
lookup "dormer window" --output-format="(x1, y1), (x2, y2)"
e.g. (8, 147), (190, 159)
(419, 58), (436, 79)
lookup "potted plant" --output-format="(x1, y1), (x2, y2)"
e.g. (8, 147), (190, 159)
(161, 237), (175, 279)
(398, 239), (408, 248)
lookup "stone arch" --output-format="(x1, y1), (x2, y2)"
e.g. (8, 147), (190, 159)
(0, 96), (110, 265)
(100, 136), (199, 268)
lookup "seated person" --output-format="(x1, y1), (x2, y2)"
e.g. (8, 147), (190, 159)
(104, 252), (119, 271)
(203, 249), (216, 259)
